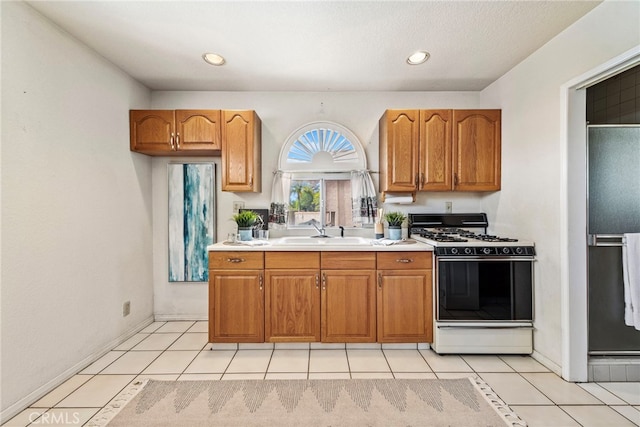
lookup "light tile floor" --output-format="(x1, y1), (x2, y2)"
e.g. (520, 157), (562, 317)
(4, 321), (640, 426)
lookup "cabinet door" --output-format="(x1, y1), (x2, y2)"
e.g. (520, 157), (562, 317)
(377, 269), (432, 343)
(209, 269), (264, 343)
(453, 110), (501, 191)
(129, 110), (175, 154)
(222, 110), (262, 192)
(175, 110), (221, 153)
(379, 110), (419, 192)
(265, 269), (320, 342)
(321, 270), (376, 342)
(419, 110), (452, 191)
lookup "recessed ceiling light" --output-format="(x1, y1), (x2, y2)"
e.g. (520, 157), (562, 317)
(202, 53), (226, 66)
(407, 51), (430, 65)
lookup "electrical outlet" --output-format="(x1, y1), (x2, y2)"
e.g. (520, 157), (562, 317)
(123, 301), (130, 317)
(445, 201), (452, 213)
(232, 201), (245, 213)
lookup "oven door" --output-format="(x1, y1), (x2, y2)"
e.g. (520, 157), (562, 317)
(436, 257), (534, 322)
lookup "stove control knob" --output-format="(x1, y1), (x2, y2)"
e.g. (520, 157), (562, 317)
(450, 248), (459, 254)
(482, 247), (491, 255)
(515, 247), (523, 255)
(464, 247), (473, 255)
(502, 247), (510, 254)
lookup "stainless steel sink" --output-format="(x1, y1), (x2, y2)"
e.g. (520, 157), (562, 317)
(272, 236), (373, 246)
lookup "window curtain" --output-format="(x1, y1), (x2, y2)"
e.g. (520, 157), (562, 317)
(269, 170), (291, 228)
(351, 170), (378, 225)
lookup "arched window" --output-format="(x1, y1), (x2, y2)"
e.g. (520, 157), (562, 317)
(279, 122), (366, 172)
(270, 122), (376, 229)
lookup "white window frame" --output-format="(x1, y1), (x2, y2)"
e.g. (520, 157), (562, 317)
(278, 122), (367, 229)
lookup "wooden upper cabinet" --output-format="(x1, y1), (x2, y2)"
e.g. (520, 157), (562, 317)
(379, 110), (419, 193)
(419, 110), (452, 191)
(379, 109), (500, 193)
(453, 110), (501, 191)
(130, 110), (221, 156)
(221, 110), (262, 192)
(130, 110), (175, 154)
(175, 110), (221, 152)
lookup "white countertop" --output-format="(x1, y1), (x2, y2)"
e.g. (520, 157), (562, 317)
(207, 237), (434, 252)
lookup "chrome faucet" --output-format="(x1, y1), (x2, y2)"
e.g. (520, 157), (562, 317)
(311, 219), (330, 238)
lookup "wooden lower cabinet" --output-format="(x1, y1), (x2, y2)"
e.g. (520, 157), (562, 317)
(208, 269), (264, 343)
(377, 270), (432, 342)
(264, 252), (321, 342)
(209, 250), (432, 344)
(265, 269), (320, 342)
(321, 270), (377, 343)
(208, 251), (264, 343)
(377, 251), (433, 343)
(320, 251), (377, 343)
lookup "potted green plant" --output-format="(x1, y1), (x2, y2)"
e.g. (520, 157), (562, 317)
(232, 210), (261, 241)
(384, 211), (406, 240)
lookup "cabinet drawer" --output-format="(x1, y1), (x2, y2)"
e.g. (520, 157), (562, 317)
(321, 252), (376, 269)
(377, 252), (432, 270)
(265, 252), (320, 269)
(209, 251), (264, 269)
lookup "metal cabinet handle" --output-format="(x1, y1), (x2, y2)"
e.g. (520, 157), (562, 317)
(321, 273), (326, 290)
(259, 274), (263, 291)
(170, 133), (176, 150)
(315, 274), (320, 289)
(396, 258), (413, 263)
(378, 272), (382, 290)
(226, 258), (245, 263)
(176, 133), (180, 150)
(420, 173), (425, 188)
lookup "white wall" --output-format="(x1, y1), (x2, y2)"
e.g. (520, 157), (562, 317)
(1, 1), (154, 419)
(479, 0), (640, 375)
(149, 91), (483, 318)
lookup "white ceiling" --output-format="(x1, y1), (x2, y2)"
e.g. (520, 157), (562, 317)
(26, 0), (601, 92)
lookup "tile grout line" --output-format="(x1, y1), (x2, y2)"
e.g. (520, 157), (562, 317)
(262, 349), (276, 380)
(344, 348), (353, 379)
(417, 348), (435, 373)
(506, 371), (591, 427)
(8, 323), (639, 427)
(380, 349), (398, 378)
(220, 347), (242, 379)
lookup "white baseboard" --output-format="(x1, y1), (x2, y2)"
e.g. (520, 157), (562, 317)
(153, 314), (207, 321)
(532, 349), (562, 377)
(0, 316), (154, 425)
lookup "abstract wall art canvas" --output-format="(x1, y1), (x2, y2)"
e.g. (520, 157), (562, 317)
(168, 163), (215, 282)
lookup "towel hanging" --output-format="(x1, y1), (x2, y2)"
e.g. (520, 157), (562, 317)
(623, 233), (640, 331)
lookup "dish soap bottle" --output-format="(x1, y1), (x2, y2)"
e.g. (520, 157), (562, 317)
(375, 208), (384, 239)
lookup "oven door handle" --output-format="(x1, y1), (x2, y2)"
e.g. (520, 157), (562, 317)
(437, 325), (534, 329)
(437, 257), (536, 261)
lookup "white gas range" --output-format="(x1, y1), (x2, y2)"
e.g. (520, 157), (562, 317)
(409, 213), (536, 354)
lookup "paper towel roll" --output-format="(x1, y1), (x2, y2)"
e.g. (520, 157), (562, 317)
(384, 193), (414, 204)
